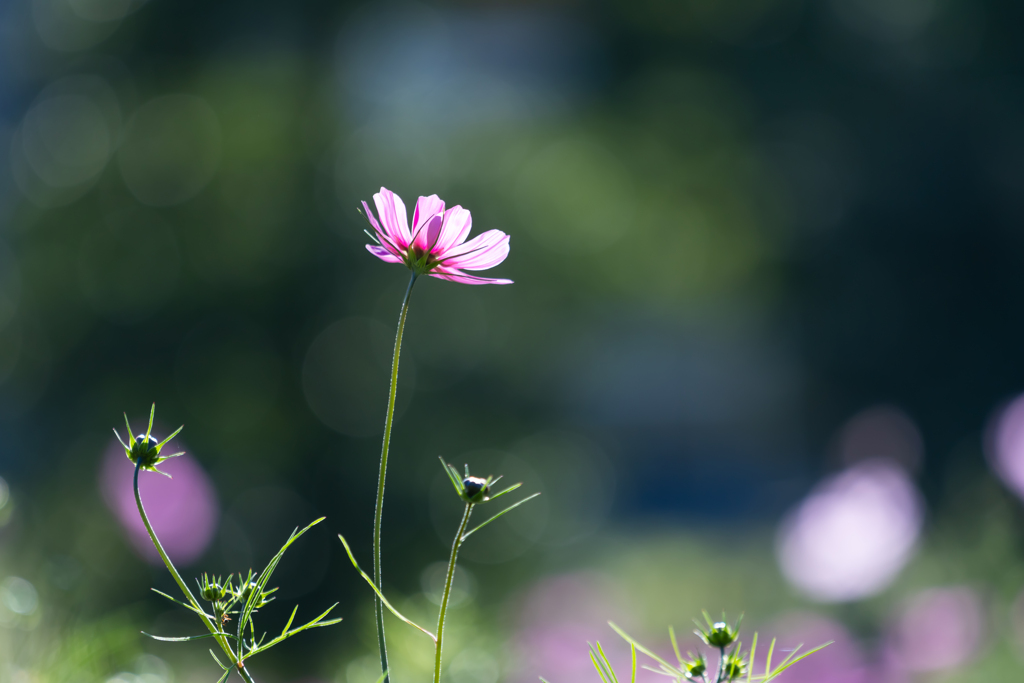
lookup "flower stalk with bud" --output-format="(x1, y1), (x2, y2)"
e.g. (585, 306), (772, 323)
(115, 404), (341, 683)
(358, 187), (512, 683)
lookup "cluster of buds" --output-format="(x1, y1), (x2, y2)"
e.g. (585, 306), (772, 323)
(196, 572), (276, 627)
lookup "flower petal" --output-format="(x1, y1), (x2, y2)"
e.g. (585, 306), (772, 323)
(433, 206), (473, 255)
(411, 195), (446, 250)
(440, 230), (510, 270)
(366, 244), (404, 264)
(429, 266), (513, 285)
(373, 187), (411, 247)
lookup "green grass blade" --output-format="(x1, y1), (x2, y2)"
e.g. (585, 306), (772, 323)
(338, 534), (437, 642)
(462, 493), (541, 539)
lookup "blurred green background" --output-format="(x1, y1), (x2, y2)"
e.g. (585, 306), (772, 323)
(3, 0), (1024, 681)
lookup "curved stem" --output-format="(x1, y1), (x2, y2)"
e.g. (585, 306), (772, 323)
(134, 462), (256, 683)
(715, 647), (725, 683)
(433, 503), (473, 683)
(374, 271), (418, 683)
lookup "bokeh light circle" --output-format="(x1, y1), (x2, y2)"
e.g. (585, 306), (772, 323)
(776, 458), (923, 602)
(302, 317), (416, 437)
(118, 94), (221, 206)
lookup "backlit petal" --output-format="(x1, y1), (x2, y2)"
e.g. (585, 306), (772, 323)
(366, 244), (404, 264)
(440, 230), (510, 270)
(434, 206), (473, 254)
(429, 266), (513, 285)
(373, 187), (411, 247)
(412, 195), (446, 250)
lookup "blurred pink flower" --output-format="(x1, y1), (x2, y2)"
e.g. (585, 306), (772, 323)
(886, 587), (984, 672)
(100, 437), (219, 566)
(361, 187), (512, 285)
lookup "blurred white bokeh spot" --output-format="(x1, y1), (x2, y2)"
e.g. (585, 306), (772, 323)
(776, 458), (923, 602)
(118, 94), (221, 206)
(986, 392), (1024, 501)
(887, 586), (984, 672)
(302, 317), (415, 437)
(11, 75), (121, 207)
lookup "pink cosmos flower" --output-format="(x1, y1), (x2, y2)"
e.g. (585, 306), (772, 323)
(361, 187), (512, 285)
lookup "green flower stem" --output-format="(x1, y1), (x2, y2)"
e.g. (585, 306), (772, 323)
(715, 647), (725, 683)
(433, 502), (474, 683)
(133, 461), (256, 683)
(374, 271), (418, 683)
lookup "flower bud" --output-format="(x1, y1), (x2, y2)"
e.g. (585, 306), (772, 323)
(461, 476), (490, 503)
(201, 582), (226, 602)
(721, 653), (747, 680)
(683, 653), (707, 679)
(131, 434), (161, 468)
(695, 616), (740, 649)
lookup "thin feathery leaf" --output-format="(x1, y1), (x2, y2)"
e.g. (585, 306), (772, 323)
(747, 632), (757, 683)
(151, 588), (213, 618)
(209, 649), (227, 670)
(338, 534), (437, 642)
(113, 428), (129, 450)
(146, 403), (155, 441)
(763, 642), (832, 681)
(142, 632), (236, 643)
(242, 518), (325, 632)
(589, 651), (611, 683)
(631, 643), (636, 683)
(214, 667), (231, 683)
(374, 671), (389, 683)
(608, 622), (685, 677)
(765, 638), (776, 678)
(124, 413), (134, 440)
(595, 642), (619, 683)
(462, 492), (541, 539)
(281, 605), (298, 637)
(669, 626), (683, 667)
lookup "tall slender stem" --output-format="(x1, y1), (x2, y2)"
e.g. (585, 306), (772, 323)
(133, 462), (256, 683)
(433, 503), (473, 683)
(715, 647), (725, 683)
(374, 271), (418, 683)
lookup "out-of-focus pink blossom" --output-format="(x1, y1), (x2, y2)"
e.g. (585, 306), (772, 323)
(885, 587), (984, 672)
(100, 438), (219, 566)
(987, 393), (1024, 500)
(776, 458), (924, 602)
(762, 613), (871, 683)
(510, 573), (641, 683)
(361, 187), (512, 285)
